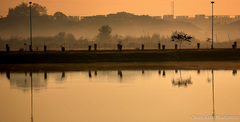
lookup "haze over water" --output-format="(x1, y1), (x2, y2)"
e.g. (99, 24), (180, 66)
(0, 70), (239, 122)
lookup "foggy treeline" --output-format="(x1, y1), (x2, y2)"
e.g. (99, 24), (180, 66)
(0, 2), (240, 50)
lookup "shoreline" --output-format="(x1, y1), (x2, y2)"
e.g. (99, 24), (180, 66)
(1, 61), (240, 72)
(1, 49), (240, 64)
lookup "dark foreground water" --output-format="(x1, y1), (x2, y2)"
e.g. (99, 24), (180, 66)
(0, 70), (239, 122)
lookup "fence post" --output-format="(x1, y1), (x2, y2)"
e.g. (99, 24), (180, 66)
(197, 43), (200, 49)
(29, 45), (32, 52)
(162, 45), (165, 51)
(61, 47), (65, 52)
(44, 45), (47, 52)
(94, 44), (97, 51)
(119, 44), (122, 51)
(88, 45), (91, 52)
(158, 43), (161, 50)
(175, 44), (178, 50)
(142, 44), (144, 50)
(6, 44), (10, 53)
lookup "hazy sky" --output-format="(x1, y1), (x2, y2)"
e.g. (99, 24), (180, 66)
(0, 0), (239, 17)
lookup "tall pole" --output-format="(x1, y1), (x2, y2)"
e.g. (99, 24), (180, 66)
(211, 1), (214, 49)
(29, 2), (33, 52)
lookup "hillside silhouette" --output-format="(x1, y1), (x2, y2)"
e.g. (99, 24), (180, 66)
(0, 2), (240, 50)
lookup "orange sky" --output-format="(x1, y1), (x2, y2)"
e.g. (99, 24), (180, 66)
(0, 0), (239, 17)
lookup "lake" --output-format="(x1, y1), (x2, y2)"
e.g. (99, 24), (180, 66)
(0, 70), (239, 122)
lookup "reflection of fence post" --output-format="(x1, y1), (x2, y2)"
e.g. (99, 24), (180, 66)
(6, 71), (10, 79)
(89, 71), (92, 78)
(163, 70), (166, 77)
(175, 70), (178, 73)
(118, 70), (123, 78)
(232, 70), (237, 75)
(158, 70), (161, 75)
(142, 44), (144, 50)
(158, 43), (161, 50)
(94, 71), (97, 76)
(44, 72), (47, 80)
(175, 44), (178, 50)
(162, 45), (165, 51)
(6, 44), (10, 53)
(197, 43), (200, 49)
(197, 70), (200, 74)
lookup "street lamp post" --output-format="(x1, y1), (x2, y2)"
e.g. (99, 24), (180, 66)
(211, 1), (214, 49)
(29, 2), (33, 52)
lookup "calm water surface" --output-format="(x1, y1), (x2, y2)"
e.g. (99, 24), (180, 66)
(0, 70), (239, 122)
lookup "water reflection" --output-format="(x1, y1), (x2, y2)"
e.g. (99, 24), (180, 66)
(94, 71), (97, 76)
(1, 69), (239, 122)
(233, 70), (237, 75)
(61, 72), (65, 79)
(118, 70), (123, 79)
(7, 72), (47, 92)
(88, 71), (92, 78)
(175, 69), (178, 74)
(5, 70), (238, 90)
(162, 70), (166, 77)
(6, 71), (10, 79)
(30, 73), (33, 122)
(212, 70), (215, 119)
(158, 70), (161, 75)
(44, 72), (47, 80)
(172, 70), (192, 87)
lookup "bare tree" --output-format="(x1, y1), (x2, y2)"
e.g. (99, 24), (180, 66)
(171, 31), (192, 49)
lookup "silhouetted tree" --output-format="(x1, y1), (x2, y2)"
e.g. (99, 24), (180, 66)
(53, 11), (67, 21)
(7, 2), (47, 17)
(96, 25), (112, 42)
(151, 33), (160, 42)
(206, 38), (211, 49)
(171, 31), (192, 49)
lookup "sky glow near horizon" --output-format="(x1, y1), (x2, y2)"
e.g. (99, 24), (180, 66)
(0, 0), (239, 17)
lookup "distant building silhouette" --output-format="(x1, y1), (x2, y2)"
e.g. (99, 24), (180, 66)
(163, 15), (174, 21)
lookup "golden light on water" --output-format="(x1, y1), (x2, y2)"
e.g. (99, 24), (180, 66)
(0, 70), (240, 122)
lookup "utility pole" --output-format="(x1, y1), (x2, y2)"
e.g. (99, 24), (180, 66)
(29, 2), (33, 52)
(211, 1), (214, 49)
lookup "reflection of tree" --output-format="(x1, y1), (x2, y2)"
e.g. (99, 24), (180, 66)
(172, 77), (192, 87)
(96, 25), (112, 42)
(8, 72), (47, 92)
(172, 70), (192, 87)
